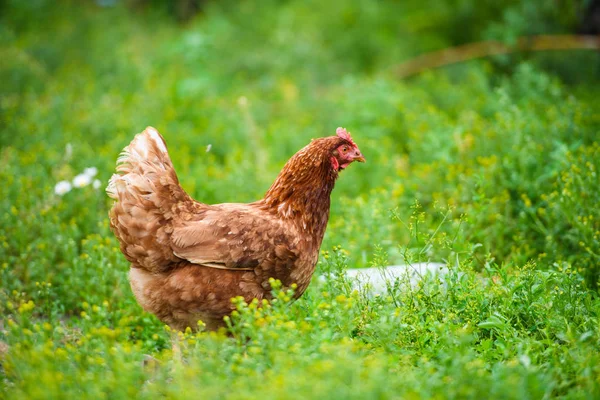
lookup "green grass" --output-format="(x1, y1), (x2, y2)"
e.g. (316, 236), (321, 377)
(1, 1), (600, 398)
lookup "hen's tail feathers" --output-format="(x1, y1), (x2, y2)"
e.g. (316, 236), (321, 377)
(107, 127), (189, 273)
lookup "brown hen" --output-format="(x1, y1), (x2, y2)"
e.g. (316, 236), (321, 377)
(107, 127), (365, 331)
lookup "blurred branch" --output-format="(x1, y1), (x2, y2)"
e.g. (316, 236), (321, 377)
(392, 35), (600, 79)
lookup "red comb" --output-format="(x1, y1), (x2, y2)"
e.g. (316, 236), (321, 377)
(336, 127), (356, 147)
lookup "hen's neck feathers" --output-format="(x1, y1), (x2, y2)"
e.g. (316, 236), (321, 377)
(261, 137), (342, 241)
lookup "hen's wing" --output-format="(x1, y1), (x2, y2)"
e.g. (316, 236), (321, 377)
(170, 203), (300, 273)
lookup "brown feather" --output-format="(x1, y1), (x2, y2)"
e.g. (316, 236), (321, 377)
(107, 126), (362, 331)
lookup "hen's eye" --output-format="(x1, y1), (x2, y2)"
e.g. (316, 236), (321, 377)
(342, 146), (348, 153)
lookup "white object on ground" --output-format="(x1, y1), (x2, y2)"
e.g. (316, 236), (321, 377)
(343, 263), (448, 294)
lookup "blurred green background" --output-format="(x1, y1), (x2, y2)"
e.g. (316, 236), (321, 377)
(1, 0), (600, 398)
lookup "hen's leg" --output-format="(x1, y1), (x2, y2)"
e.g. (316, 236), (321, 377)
(171, 331), (183, 365)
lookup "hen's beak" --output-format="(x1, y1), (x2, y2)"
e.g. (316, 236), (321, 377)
(353, 151), (366, 163)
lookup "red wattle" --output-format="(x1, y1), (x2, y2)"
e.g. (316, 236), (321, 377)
(330, 156), (339, 171)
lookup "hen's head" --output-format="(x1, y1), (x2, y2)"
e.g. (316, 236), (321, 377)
(329, 127), (366, 172)
(263, 127), (365, 223)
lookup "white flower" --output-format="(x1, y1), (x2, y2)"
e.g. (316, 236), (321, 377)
(83, 167), (98, 178)
(92, 179), (101, 189)
(54, 181), (72, 196)
(73, 173), (92, 188)
(206, 144), (212, 153)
